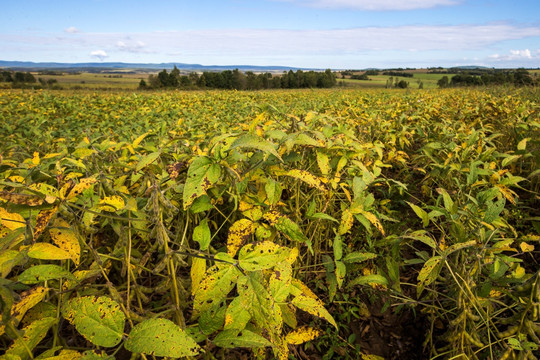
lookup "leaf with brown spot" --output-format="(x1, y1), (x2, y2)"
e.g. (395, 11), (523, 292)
(125, 318), (200, 357)
(285, 326), (322, 345)
(33, 206), (58, 239)
(192, 264), (241, 318)
(49, 219), (81, 266)
(0, 191), (43, 206)
(61, 178), (97, 201)
(62, 296), (125, 347)
(183, 156), (221, 210)
(285, 169), (326, 191)
(227, 219), (254, 257)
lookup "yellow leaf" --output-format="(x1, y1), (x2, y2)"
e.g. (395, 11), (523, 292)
(285, 326), (322, 345)
(520, 242), (534, 253)
(27, 243), (71, 261)
(49, 219), (81, 266)
(98, 195), (125, 212)
(0, 286), (49, 335)
(227, 219), (254, 257)
(60, 177), (97, 201)
(359, 210), (385, 236)
(0, 207), (26, 230)
(32, 151), (40, 165)
(190, 257), (206, 295)
(285, 169), (326, 191)
(338, 209), (354, 235)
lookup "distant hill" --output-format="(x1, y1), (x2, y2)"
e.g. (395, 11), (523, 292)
(0, 61), (310, 72)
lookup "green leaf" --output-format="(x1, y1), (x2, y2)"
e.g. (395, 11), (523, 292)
(308, 212), (338, 222)
(406, 202), (429, 228)
(237, 273), (280, 330)
(135, 151), (160, 172)
(264, 178), (282, 205)
(342, 252), (377, 264)
(125, 318), (201, 357)
(333, 235), (343, 261)
(269, 261), (292, 303)
(80, 351), (115, 360)
(62, 296), (125, 347)
(501, 154), (521, 168)
(223, 296), (251, 331)
(349, 274), (389, 288)
(484, 198), (506, 224)
(183, 156), (221, 210)
(18, 265), (75, 284)
(5, 317), (56, 360)
(198, 303), (226, 335)
(213, 329), (273, 348)
(335, 260), (346, 288)
(230, 133), (283, 162)
(193, 218), (211, 251)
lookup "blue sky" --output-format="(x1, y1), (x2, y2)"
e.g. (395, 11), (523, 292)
(1, 0), (539, 68)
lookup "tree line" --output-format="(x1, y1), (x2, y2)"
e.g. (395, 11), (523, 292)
(437, 69), (536, 88)
(139, 67), (337, 90)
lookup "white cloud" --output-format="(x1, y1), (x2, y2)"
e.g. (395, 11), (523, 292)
(90, 50), (108, 61)
(272, 0), (460, 10)
(489, 49), (535, 61)
(64, 27), (81, 34)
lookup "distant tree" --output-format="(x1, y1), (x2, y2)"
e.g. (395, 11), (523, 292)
(437, 76), (449, 88)
(396, 80), (408, 88)
(14, 72), (36, 83)
(138, 79), (147, 89)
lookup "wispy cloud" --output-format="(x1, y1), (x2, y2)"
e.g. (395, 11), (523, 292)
(2, 23), (539, 66)
(116, 40), (148, 53)
(271, 0), (460, 11)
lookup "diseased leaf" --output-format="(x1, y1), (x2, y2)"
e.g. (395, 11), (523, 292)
(125, 318), (200, 357)
(269, 261), (293, 303)
(183, 156), (221, 210)
(0, 250), (23, 278)
(5, 317), (56, 360)
(224, 296), (251, 331)
(190, 257), (207, 296)
(49, 219), (81, 266)
(285, 169), (326, 191)
(98, 196), (125, 212)
(193, 264), (241, 318)
(0, 191), (43, 206)
(62, 296), (125, 347)
(417, 256), (443, 296)
(238, 241), (289, 271)
(11, 286), (50, 325)
(79, 350), (115, 360)
(316, 150), (331, 176)
(33, 207), (58, 239)
(291, 293), (337, 329)
(226, 219), (254, 257)
(213, 329), (272, 348)
(285, 326), (322, 345)
(237, 273), (280, 330)
(60, 178), (97, 201)
(338, 209), (354, 235)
